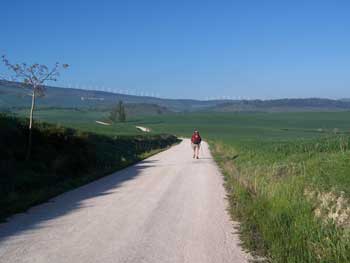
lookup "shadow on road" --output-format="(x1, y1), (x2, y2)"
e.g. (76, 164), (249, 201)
(0, 159), (158, 243)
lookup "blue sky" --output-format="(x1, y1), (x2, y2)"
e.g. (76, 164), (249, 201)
(1, 0), (350, 99)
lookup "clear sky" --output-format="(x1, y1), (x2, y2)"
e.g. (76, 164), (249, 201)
(1, 0), (350, 99)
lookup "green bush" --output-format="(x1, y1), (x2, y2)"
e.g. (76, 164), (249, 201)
(0, 114), (179, 221)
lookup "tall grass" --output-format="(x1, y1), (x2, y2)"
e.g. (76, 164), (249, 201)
(211, 136), (350, 262)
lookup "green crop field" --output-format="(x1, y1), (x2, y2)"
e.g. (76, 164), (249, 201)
(14, 108), (145, 136)
(14, 108), (350, 139)
(137, 111), (350, 140)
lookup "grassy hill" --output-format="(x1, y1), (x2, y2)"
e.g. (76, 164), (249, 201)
(206, 98), (350, 112)
(0, 80), (226, 112)
(4, 80), (350, 113)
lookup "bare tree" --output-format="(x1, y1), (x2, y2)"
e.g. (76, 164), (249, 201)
(1, 55), (69, 159)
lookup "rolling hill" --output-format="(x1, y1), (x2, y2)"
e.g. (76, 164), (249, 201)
(0, 80), (227, 112)
(207, 98), (350, 112)
(2, 80), (350, 113)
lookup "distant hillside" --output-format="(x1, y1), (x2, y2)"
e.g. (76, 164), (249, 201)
(0, 80), (227, 112)
(2, 80), (350, 113)
(124, 103), (171, 116)
(205, 98), (350, 112)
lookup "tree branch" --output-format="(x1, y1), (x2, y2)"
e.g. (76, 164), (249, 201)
(1, 55), (69, 90)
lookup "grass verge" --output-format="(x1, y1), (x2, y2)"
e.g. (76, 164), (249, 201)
(210, 137), (350, 263)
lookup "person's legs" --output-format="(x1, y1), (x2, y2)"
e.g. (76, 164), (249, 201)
(196, 143), (200, 159)
(191, 143), (196, 158)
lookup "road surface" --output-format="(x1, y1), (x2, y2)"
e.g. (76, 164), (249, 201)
(0, 139), (250, 263)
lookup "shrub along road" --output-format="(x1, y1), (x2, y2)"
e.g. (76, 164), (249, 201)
(0, 139), (250, 263)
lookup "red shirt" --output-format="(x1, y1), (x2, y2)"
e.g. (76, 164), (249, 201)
(191, 133), (202, 144)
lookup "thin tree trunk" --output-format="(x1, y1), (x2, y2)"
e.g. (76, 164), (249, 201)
(26, 90), (36, 160)
(29, 89), (35, 129)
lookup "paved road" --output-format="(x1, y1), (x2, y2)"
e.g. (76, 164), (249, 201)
(0, 139), (250, 263)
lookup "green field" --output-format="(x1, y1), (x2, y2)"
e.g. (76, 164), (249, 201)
(14, 108), (350, 139)
(8, 108), (350, 262)
(14, 108), (143, 135)
(137, 111), (350, 140)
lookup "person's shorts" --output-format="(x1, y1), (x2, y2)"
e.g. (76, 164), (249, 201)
(191, 143), (200, 150)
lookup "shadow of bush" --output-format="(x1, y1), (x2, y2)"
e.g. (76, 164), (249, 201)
(0, 113), (179, 221)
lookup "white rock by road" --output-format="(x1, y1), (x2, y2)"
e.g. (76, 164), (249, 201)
(0, 139), (250, 263)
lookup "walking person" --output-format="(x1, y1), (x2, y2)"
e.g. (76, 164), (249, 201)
(191, 129), (202, 159)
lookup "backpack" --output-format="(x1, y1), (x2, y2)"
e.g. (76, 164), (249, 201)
(192, 134), (201, 144)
